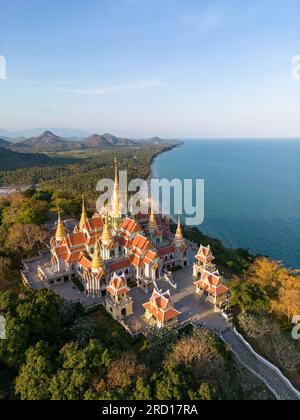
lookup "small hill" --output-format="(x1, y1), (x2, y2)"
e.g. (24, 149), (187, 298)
(0, 138), (12, 148)
(83, 133), (136, 148)
(83, 134), (114, 148)
(101, 133), (136, 146)
(12, 131), (85, 152)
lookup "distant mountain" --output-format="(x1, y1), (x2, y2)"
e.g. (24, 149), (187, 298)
(0, 138), (12, 148)
(12, 131), (85, 152)
(101, 133), (136, 146)
(0, 127), (90, 139)
(83, 133), (136, 148)
(3, 129), (175, 153)
(7, 131), (137, 152)
(83, 134), (114, 148)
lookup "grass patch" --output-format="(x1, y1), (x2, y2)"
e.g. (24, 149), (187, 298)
(89, 305), (147, 355)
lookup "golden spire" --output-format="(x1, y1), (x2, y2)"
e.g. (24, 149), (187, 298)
(111, 157), (121, 220)
(55, 208), (65, 242)
(79, 194), (88, 230)
(148, 202), (158, 233)
(114, 156), (119, 186)
(175, 213), (184, 246)
(102, 212), (113, 246)
(91, 238), (102, 271)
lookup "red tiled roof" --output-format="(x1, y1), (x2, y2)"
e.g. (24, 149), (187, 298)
(201, 270), (221, 286)
(196, 245), (214, 261)
(131, 234), (152, 252)
(143, 250), (159, 265)
(143, 290), (181, 323)
(107, 275), (130, 297)
(120, 218), (142, 234)
(84, 216), (103, 233)
(55, 245), (68, 258)
(130, 254), (143, 267)
(89, 217), (103, 230)
(67, 232), (86, 248)
(85, 236), (98, 246)
(158, 245), (176, 257)
(66, 251), (82, 263)
(194, 270), (229, 297)
(107, 258), (131, 272)
(79, 255), (91, 269)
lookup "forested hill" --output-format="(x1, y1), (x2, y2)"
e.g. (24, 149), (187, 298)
(0, 148), (53, 171)
(0, 139), (12, 148)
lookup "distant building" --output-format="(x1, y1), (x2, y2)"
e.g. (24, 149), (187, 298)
(193, 245), (230, 310)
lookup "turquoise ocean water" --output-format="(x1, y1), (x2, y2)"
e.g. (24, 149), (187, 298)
(152, 140), (300, 268)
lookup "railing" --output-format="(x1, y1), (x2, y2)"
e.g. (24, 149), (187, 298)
(226, 326), (300, 400)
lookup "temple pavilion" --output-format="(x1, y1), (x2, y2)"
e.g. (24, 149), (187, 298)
(193, 245), (230, 310)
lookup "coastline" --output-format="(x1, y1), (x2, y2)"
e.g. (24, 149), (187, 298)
(145, 141), (184, 182)
(148, 143), (256, 277)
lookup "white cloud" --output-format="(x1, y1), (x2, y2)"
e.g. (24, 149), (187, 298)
(55, 78), (165, 96)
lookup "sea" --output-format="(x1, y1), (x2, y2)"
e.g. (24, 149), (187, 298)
(152, 139), (300, 268)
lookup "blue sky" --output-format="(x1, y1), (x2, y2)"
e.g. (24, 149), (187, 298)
(0, 0), (299, 137)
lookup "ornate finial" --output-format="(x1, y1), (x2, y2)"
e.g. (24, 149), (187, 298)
(79, 194), (88, 230)
(114, 156), (119, 185)
(91, 237), (103, 271)
(175, 212), (185, 246)
(148, 202), (158, 233)
(111, 158), (121, 222)
(102, 212), (113, 246)
(55, 208), (65, 242)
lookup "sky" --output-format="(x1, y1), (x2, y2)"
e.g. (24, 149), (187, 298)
(0, 0), (299, 138)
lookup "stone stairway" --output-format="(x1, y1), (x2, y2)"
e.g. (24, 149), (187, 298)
(221, 328), (300, 401)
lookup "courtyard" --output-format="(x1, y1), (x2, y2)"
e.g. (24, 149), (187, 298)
(23, 246), (228, 335)
(123, 248), (221, 335)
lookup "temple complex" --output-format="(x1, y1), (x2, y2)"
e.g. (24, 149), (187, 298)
(37, 159), (189, 306)
(27, 159), (231, 330)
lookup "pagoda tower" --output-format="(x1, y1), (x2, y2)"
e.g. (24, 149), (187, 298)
(91, 238), (103, 272)
(79, 195), (88, 230)
(55, 209), (65, 243)
(111, 157), (122, 228)
(174, 214), (185, 247)
(174, 213), (188, 268)
(148, 204), (158, 233)
(148, 203), (163, 245)
(102, 213), (113, 245)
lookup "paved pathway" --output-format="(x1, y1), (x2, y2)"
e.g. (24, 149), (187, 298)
(193, 315), (300, 401)
(221, 328), (300, 401)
